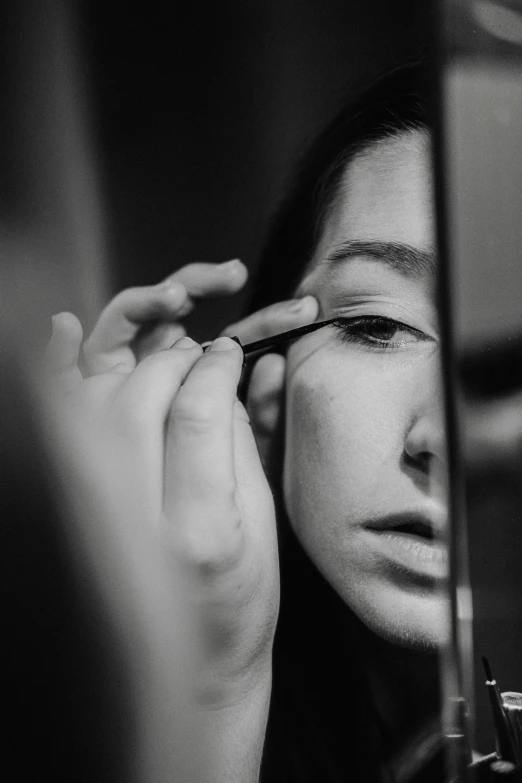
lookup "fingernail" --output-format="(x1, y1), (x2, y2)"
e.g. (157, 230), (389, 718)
(209, 336), (237, 352)
(287, 296), (311, 313)
(51, 313), (65, 330)
(288, 294), (315, 315)
(174, 336), (197, 350)
(219, 258), (241, 272)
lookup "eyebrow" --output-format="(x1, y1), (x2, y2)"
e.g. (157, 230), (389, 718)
(325, 240), (436, 281)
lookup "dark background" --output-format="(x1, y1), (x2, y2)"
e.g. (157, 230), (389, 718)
(82, 0), (428, 337)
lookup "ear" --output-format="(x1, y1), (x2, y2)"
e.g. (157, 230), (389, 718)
(246, 353), (286, 474)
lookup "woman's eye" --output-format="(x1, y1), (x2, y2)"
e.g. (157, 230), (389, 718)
(331, 316), (428, 349)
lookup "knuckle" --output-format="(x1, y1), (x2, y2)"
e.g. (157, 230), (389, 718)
(153, 282), (185, 305)
(172, 393), (221, 430)
(178, 518), (243, 575)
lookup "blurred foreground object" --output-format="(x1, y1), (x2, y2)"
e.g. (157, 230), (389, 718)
(0, 0), (206, 779)
(1, 340), (207, 782)
(438, 0), (522, 766)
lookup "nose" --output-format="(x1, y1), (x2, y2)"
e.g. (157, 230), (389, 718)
(404, 415), (446, 471)
(403, 372), (446, 471)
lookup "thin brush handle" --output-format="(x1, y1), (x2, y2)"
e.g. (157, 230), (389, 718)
(482, 658), (519, 764)
(240, 318), (335, 355)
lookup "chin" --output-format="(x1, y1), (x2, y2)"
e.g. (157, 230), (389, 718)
(338, 576), (451, 652)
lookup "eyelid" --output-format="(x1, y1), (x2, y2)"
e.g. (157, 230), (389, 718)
(328, 303), (438, 340)
(330, 315), (435, 351)
(331, 315), (424, 335)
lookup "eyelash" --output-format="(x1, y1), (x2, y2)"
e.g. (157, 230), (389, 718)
(330, 315), (427, 350)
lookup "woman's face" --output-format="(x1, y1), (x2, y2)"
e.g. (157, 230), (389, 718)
(283, 129), (449, 649)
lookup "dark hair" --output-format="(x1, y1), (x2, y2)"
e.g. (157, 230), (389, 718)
(250, 59), (430, 313)
(256, 61), (443, 783)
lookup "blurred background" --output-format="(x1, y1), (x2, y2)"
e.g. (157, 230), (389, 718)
(0, 0), (429, 339)
(85, 0), (428, 339)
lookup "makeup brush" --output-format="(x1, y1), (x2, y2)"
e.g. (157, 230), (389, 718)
(239, 318), (336, 356)
(482, 656), (519, 765)
(228, 319), (337, 403)
(501, 693), (522, 759)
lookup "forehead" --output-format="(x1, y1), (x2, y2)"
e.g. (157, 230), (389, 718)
(315, 130), (434, 260)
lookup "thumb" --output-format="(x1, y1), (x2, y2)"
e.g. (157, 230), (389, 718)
(45, 312), (84, 394)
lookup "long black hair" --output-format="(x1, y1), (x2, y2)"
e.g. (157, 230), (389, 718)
(252, 60), (444, 783)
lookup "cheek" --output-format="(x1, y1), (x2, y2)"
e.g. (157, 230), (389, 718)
(283, 358), (411, 528)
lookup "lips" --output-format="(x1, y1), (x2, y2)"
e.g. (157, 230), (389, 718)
(363, 511), (448, 581)
(364, 512), (446, 541)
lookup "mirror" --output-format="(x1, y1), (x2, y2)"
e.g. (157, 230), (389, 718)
(1, 1), (471, 781)
(438, 0), (522, 776)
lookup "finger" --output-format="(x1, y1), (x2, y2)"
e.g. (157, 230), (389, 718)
(165, 258), (247, 300)
(115, 337), (203, 430)
(134, 322), (187, 362)
(83, 282), (189, 374)
(97, 338), (202, 526)
(247, 354), (286, 469)
(164, 338), (244, 557)
(247, 354), (286, 436)
(221, 294), (318, 344)
(84, 260), (247, 375)
(45, 312), (84, 393)
(131, 262), (248, 361)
